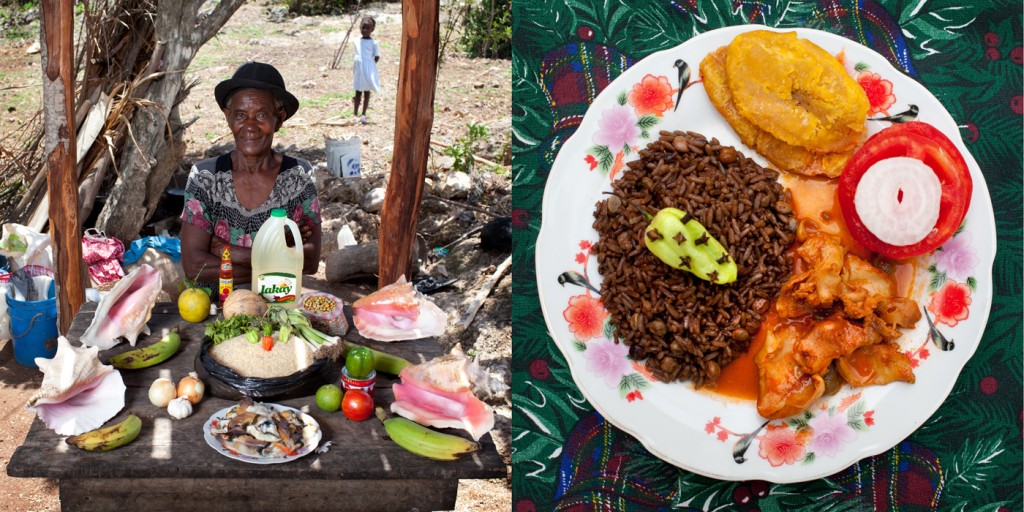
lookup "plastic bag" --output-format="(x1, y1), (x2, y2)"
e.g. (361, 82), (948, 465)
(122, 235), (181, 266)
(0, 283), (11, 340)
(0, 224), (52, 272)
(195, 339), (334, 401)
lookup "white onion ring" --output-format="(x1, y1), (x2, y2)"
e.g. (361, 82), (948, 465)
(853, 157), (942, 247)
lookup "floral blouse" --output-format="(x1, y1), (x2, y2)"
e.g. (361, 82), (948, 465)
(179, 153), (322, 247)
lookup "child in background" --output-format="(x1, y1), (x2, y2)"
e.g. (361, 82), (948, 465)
(352, 16), (380, 124)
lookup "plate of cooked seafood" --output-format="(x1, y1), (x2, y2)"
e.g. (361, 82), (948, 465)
(204, 397), (322, 464)
(535, 25), (995, 482)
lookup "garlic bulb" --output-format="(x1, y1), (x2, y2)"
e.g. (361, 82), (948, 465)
(167, 396), (193, 420)
(148, 378), (177, 408)
(177, 372), (205, 405)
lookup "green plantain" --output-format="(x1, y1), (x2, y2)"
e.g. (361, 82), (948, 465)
(66, 414), (142, 452)
(344, 341), (410, 375)
(108, 327), (181, 369)
(376, 408), (479, 461)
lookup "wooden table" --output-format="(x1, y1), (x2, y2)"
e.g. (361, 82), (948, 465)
(7, 303), (505, 511)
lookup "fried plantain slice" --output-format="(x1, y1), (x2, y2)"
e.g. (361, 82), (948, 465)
(700, 46), (851, 177)
(725, 30), (869, 154)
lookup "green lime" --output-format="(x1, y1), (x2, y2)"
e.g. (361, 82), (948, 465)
(315, 384), (342, 412)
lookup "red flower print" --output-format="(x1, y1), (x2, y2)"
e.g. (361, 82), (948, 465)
(919, 347), (930, 360)
(928, 281), (972, 327)
(717, 431), (729, 442)
(579, 240), (592, 251)
(627, 74), (675, 117)
(563, 294), (608, 341)
(864, 410), (875, 426)
(529, 359), (550, 380)
(705, 422), (716, 434)
(626, 390), (643, 402)
(857, 71), (896, 116)
(575, 252), (587, 264)
(758, 424), (807, 467)
(511, 209), (528, 227)
(214, 220), (231, 242)
(584, 154), (598, 171)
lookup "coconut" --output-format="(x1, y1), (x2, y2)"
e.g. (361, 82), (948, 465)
(223, 289), (269, 318)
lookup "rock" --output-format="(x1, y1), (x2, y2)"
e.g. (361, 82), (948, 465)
(300, 80), (316, 89)
(472, 117), (512, 164)
(318, 176), (371, 204)
(361, 187), (386, 213)
(264, 5), (288, 22)
(25, 41), (40, 55)
(431, 155), (456, 172)
(440, 171), (473, 199)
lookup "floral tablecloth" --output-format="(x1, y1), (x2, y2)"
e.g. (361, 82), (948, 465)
(511, 1), (1022, 510)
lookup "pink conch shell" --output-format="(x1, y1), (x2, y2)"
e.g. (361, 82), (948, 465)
(352, 276), (447, 341)
(390, 345), (500, 441)
(80, 263), (162, 350)
(26, 336), (126, 436)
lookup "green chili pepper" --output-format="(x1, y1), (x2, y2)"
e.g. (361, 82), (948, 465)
(345, 346), (375, 379)
(643, 207), (737, 284)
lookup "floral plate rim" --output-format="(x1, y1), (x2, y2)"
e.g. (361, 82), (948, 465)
(534, 24), (996, 483)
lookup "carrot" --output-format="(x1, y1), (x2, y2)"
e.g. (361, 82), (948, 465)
(274, 442), (297, 456)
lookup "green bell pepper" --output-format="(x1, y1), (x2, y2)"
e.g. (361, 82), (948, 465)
(345, 346), (376, 379)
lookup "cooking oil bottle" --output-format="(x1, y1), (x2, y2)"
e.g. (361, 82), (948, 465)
(251, 208), (303, 308)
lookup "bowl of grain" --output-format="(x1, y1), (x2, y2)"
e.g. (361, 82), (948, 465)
(196, 332), (335, 401)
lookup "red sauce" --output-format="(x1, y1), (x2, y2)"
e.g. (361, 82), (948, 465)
(706, 174), (920, 401)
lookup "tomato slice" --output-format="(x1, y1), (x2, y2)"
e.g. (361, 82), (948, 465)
(837, 121), (972, 259)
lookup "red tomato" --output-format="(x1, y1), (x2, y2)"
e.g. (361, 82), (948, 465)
(342, 390), (374, 421)
(837, 121), (972, 259)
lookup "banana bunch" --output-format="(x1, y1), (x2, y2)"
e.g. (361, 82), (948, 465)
(376, 408), (479, 461)
(108, 327), (181, 369)
(66, 414), (142, 452)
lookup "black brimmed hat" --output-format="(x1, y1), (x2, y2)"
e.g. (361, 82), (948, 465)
(214, 61), (299, 120)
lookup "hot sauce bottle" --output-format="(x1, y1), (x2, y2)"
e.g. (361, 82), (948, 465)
(219, 246), (233, 304)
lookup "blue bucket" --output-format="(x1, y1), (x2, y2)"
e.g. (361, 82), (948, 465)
(8, 283), (58, 368)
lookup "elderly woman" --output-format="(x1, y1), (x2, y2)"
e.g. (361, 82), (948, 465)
(180, 62), (322, 289)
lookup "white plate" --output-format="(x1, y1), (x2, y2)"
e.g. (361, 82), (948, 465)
(535, 25), (995, 483)
(203, 403), (322, 464)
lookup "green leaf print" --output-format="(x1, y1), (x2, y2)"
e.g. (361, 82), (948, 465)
(943, 437), (1006, 502)
(590, 145), (614, 173)
(898, 1), (979, 60)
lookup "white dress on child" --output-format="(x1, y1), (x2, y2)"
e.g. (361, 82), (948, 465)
(353, 38), (381, 93)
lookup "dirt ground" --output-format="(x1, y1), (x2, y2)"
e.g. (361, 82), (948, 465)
(0, 1), (511, 510)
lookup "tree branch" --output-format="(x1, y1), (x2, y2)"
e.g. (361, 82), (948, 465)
(197, 0), (246, 46)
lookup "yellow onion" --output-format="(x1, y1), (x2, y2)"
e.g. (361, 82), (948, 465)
(177, 372), (205, 404)
(148, 378), (176, 408)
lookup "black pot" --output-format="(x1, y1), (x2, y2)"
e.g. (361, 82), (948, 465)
(195, 338), (334, 401)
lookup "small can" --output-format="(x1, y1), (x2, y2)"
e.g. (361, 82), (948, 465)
(340, 367), (376, 397)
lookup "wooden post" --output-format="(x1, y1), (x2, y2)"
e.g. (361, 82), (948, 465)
(41, 0), (87, 333)
(378, 0), (440, 289)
